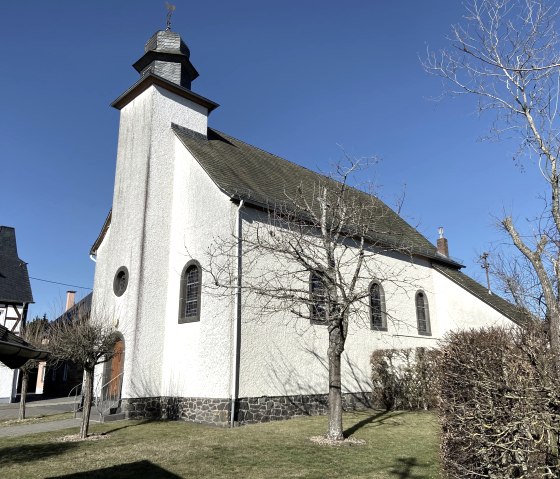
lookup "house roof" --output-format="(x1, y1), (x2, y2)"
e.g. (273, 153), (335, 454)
(0, 324), (48, 369)
(174, 126), (527, 324)
(433, 264), (528, 325)
(172, 125), (463, 268)
(0, 226), (33, 304)
(53, 292), (92, 323)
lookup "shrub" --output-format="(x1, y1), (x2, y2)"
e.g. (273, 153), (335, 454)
(439, 324), (560, 478)
(370, 347), (439, 411)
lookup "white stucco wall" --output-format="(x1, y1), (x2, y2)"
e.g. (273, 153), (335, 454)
(92, 81), (517, 404)
(92, 84), (213, 399)
(235, 209), (515, 398)
(160, 140), (235, 398)
(433, 269), (513, 333)
(0, 365), (17, 402)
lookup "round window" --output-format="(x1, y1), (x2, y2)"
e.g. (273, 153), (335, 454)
(113, 266), (129, 297)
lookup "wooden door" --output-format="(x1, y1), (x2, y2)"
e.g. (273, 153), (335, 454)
(108, 338), (124, 398)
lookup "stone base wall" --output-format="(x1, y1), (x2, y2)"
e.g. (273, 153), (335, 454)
(122, 396), (231, 426)
(121, 391), (373, 427)
(237, 391), (372, 424)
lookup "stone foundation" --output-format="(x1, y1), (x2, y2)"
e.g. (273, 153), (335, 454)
(122, 391), (373, 427)
(237, 391), (372, 424)
(123, 396), (231, 426)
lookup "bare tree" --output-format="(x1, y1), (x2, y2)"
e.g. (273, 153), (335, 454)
(485, 248), (547, 317)
(18, 316), (48, 420)
(48, 302), (118, 439)
(207, 158), (418, 441)
(424, 0), (560, 367)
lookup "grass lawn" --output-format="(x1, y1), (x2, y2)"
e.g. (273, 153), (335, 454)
(0, 410), (440, 478)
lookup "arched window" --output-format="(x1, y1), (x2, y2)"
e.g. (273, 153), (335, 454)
(415, 291), (431, 336)
(179, 260), (202, 323)
(310, 270), (327, 323)
(370, 281), (387, 331)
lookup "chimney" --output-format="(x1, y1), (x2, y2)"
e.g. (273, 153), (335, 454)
(437, 227), (449, 257)
(65, 291), (76, 312)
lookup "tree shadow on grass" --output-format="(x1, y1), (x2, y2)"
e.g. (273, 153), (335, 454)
(45, 460), (182, 478)
(343, 410), (404, 437)
(0, 442), (79, 465)
(101, 418), (156, 435)
(389, 457), (430, 479)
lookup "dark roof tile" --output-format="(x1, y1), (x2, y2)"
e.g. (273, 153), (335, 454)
(173, 125), (462, 267)
(0, 227), (33, 304)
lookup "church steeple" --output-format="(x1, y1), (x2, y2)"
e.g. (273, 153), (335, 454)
(132, 30), (199, 90)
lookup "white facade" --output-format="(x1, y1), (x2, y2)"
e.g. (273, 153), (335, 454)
(91, 89), (515, 401)
(90, 29), (518, 422)
(0, 303), (25, 402)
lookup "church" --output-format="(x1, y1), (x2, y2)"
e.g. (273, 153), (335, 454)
(90, 27), (519, 426)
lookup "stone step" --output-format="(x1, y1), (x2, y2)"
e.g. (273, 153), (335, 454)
(75, 408), (125, 423)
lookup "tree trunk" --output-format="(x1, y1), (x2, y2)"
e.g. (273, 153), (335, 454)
(18, 370), (28, 420)
(80, 368), (94, 439)
(327, 326), (344, 441)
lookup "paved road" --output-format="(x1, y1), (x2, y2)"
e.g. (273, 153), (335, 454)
(0, 396), (88, 438)
(0, 418), (82, 438)
(0, 396), (77, 421)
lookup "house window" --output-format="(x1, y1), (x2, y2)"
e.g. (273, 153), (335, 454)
(416, 291), (431, 336)
(370, 281), (387, 331)
(310, 270), (327, 323)
(179, 260), (202, 323)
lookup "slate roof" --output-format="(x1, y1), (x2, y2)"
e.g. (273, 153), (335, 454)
(53, 292), (92, 323)
(172, 125), (462, 268)
(0, 226), (33, 304)
(433, 264), (528, 325)
(0, 323), (48, 369)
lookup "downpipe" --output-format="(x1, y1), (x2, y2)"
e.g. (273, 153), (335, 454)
(230, 200), (244, 427)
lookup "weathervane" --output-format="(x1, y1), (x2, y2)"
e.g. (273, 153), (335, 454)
(165, 2), (176, 31)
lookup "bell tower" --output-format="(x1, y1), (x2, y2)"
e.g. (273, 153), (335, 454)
(93, 25), (218, 399)
(133, 30), (199, 90)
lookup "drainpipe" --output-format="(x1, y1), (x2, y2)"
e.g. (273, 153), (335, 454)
(230, 199), (244, 427)
(89, 254), (97, 263)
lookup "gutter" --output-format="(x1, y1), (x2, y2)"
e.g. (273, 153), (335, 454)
(230, 199), (244, 427)
(0, 342), (49, 360)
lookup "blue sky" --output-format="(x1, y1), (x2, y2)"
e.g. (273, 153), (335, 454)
(1, 1), (544, 319)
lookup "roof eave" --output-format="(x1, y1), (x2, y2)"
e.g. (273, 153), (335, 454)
(111, 73), (219, 112)
(228, 195), (463, 269)
(0, 341), (49, 368)
(90, 210), (112, 256)
(0, 299), (34, 305)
